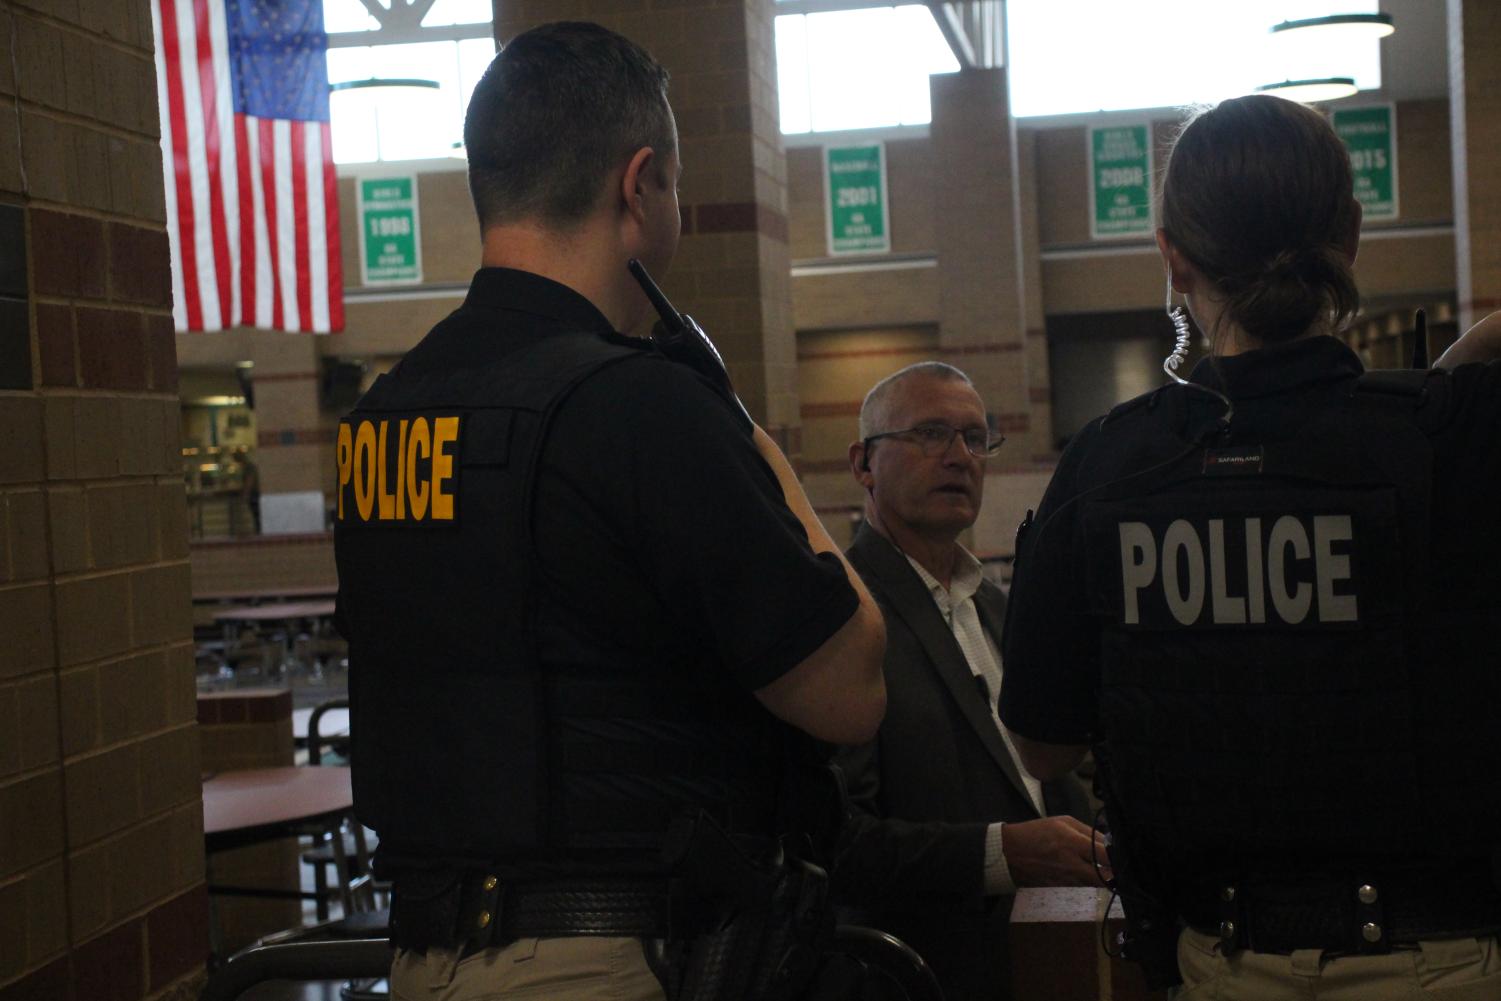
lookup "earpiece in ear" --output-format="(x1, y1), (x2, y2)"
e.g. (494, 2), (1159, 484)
(1163, 277), (1191, 385)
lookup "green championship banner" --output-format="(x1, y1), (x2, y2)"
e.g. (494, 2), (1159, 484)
(1089, 124), (1153, 239)
(358, 176), (423, 285)
(825, 143), (891, 255)
(1333, 104), (1398, 221)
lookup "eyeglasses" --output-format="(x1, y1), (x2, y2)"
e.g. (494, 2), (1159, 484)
(862, 422), (1005, 460)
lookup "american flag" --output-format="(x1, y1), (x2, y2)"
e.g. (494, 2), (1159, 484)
(151, 0), (344, 333)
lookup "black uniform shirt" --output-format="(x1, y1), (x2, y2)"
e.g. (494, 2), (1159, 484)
(999, 335), (1501, 745)
(454, 268), (860, 695)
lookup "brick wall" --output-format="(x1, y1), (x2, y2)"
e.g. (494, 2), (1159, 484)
(197, 690), (299, 954)
(0, 1), (205, 999)
(494, 0), (801, 444)
(188, 534), (336, 599)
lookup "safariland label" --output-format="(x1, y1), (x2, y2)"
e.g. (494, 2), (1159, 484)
(1202, 445), (1265, 476)
(337, 415), (461, 524)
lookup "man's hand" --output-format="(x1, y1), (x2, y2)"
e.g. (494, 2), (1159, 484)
(1002, 816), (1111, 888)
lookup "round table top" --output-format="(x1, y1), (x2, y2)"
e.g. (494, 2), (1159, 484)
(213, 600), (337, 623)
(202, 766), (353, 851)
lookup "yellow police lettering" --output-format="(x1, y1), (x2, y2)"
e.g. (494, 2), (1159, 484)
(336, 423), (353, 520)
(431, 417), (459, 521)
(376, 421), (398, 520)
(395, 419), (408, 520)
(406, 417), (430, 520)
(354, 421), (378, 521)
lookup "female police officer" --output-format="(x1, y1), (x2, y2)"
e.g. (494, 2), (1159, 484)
(997, 93), (1501, 998)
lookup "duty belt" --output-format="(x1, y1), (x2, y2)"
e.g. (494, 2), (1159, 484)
(390, 872), (687, 956)
(1182, 866), (1501, 956)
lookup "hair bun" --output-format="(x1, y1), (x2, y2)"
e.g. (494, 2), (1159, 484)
(1262, 246), (1321, 280)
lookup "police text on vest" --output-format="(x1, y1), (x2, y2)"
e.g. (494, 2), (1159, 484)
(1118, 516), (1358, 626)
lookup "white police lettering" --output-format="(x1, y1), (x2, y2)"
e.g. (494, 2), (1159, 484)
(1162, 521), (1205, 625)
(1118, 515), (1357, 626)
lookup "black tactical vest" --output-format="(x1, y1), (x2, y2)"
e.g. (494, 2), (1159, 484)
(334, 320), (789, 875)
(1080, 371), (1500, 899)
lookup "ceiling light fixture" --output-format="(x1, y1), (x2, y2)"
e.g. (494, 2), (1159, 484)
(1256, 77), (1359, 104)
(1270, 13), (1396, 43)
(328, 78), (442, 121)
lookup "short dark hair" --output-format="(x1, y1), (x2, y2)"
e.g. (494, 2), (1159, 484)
(463, 22), (675, 229)
(1160, 94), (1360, 347)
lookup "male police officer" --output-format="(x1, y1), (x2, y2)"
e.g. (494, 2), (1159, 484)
(833, 362), (1100, 999)
(334, 23), (886, 1001)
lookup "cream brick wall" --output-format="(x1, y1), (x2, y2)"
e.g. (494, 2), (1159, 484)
(494, 0), (801, 440)
(0, 1), (204, 998)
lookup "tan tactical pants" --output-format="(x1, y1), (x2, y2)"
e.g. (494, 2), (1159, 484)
(1175, 927), (1501, 1000)
(390, 936), (667, 1001)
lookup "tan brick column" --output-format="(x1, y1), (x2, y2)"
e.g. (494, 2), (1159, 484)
(930, 68), (1048, 554)
(1448, 0), (1501, 332)
(492, 1), (800, 450)
(0, 1), (205, 999)
(248, 335), (331, 533)
(1016, 129), (1054, 458)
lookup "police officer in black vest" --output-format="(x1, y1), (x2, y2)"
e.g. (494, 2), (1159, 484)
(997, 94), (1501, 998)
(333, 22), (887, 1001)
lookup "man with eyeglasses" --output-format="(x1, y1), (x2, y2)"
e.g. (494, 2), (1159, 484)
(831, 361), (1102, 1000)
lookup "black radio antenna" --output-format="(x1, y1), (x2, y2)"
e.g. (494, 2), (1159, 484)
(1411, 307), (1429, 369)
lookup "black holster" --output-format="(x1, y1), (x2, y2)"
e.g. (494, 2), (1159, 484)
(1110, 845), (1181, 991)
(649, 812), (837, 1001)
(1094, 755), (1182, 991)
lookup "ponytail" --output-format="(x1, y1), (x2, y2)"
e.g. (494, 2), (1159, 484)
(1160, 95), (1361, 347)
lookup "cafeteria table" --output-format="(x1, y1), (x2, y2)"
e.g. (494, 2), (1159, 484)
(202, 767), (362, 956)
(212, 600), (338, 676)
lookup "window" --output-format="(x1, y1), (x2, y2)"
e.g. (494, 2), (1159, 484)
(420, 0), (492, 26)
(775, 5), (960, 134)
(327, 38), (493, 163)
(1006, 0), (1383, 118)
(323, 0), (495, 164)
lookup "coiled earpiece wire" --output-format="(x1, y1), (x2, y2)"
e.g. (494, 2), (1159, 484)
(1163, 279), (1192, 385)
(1162, 277), (1235, 432)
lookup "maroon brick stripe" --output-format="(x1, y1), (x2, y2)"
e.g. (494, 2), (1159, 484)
(797, 342), (1026, 362)
(679, 202), (788, 243)
(800, 404), (1032, 431)
(799, 458), (1055, 476)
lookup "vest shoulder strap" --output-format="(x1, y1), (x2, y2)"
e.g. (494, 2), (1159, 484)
(1355, 368), (1430, 403)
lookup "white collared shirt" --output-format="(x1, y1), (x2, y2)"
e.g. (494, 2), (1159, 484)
(905, 548), (1045, 895)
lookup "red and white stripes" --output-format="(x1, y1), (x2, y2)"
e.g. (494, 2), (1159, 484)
(151, 0), (344, 333)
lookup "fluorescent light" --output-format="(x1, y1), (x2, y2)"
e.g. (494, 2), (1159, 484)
(1256, 77), (1359, 103)
(329, 79), (444, 131)
(1270, 13), (1395, 42)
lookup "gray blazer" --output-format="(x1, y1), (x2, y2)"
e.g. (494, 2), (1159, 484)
(833, 523), (1091, 1000)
